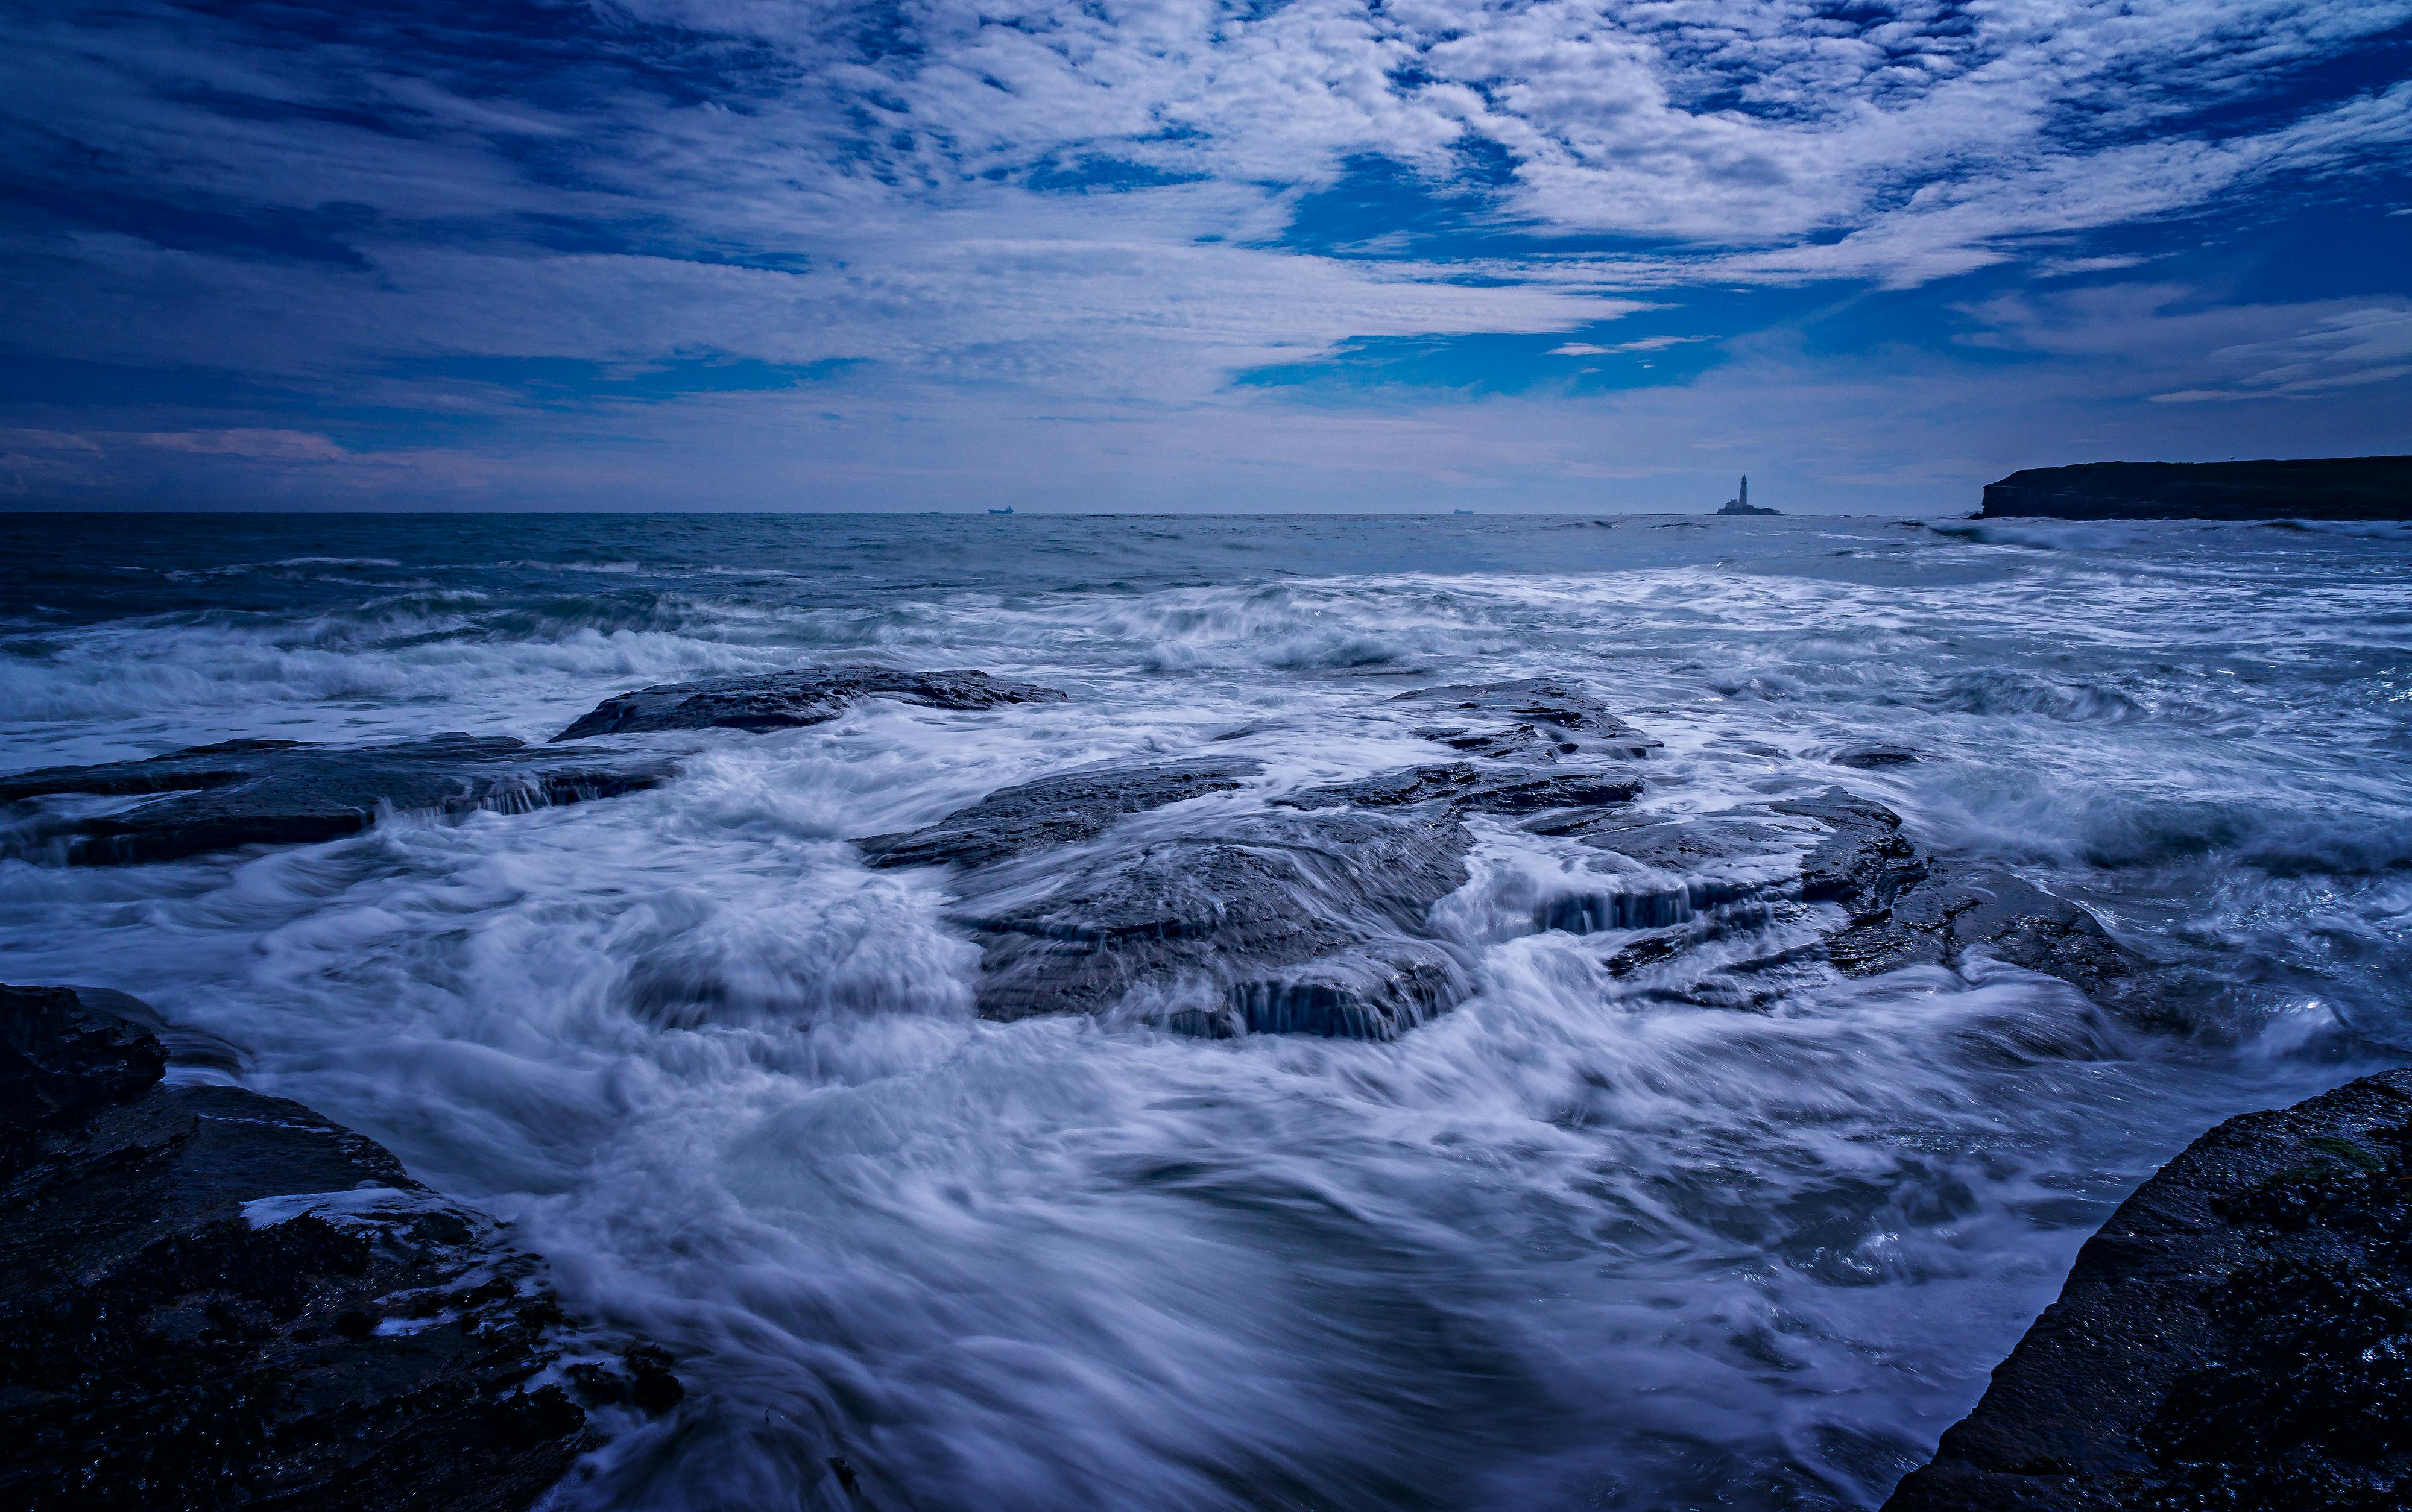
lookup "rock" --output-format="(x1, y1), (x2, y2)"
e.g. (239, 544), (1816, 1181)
(1977, 456), (2412, 521)
(1770, 790), (1931, 922)
(552, 666), (1067, 740)
(959, 808), (1476, 1040)
(0, 736), (671, 866)
(1276, 762), (1642, 818)
(1769, 789), (2139, 1001)
(1388, 679), (1660, 760)
(1884, 1070), (2412, 1511)
(859, 760), (1257, 869)
(0, 983), (672, 1511)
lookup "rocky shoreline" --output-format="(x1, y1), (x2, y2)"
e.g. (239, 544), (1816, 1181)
(0, 984), (680, 1512)
(24, 662), (2335, 1512)
(1886, 1069), (2412, 1510)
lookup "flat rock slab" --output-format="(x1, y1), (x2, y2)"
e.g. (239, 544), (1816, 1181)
(859, 760), (1257, 869)
(0, 984), (681, 1512)
(1886, 1069), (2412, 1510)
(959, 808), (1476, 1040)
(0, 736), (670, 865)
(554, 666), (1067, 740)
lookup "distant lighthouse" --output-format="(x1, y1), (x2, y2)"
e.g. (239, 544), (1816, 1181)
(1718, 474), (1778, 516)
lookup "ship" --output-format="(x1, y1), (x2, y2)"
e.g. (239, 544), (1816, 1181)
(1717, 476), (1779, 516)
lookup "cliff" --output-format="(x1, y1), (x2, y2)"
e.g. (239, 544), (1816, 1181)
(1978, 457), (2412, 521)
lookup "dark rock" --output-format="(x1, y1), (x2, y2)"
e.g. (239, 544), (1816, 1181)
(1977, 456), (2412, 521)
(1, 736), (670, 866)
(1770, 789), (2138, 1000)
(1276, 762), (1642, 818)
(959, 809), (1475, 1040)
(553, 666), (1067, 740)
(0, 983), (668, 1512)
(1388, 679), (1661, 760)
(1830, 742), (1919, 769)
(859, 761), (1257, 869)
(1409, 722), (1569, 762)
(1884, 1070), (2412, 1511)
(1770, 790), (1931, 921)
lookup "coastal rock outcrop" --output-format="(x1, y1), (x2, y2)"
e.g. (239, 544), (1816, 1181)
(1556, 790), (2138, 1006)
(553, 666), (1068, 740)
(1977, 456), (2412, 521)
(1885, 1069), (2412, 1511)
(0, 736), (672, 866)
(961, 807), (1479, 1039)
(0, 983), (676, 1511)
(853, 681), (1662, 1041)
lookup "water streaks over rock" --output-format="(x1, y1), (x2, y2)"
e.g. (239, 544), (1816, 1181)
(859, 760), (1257, 870)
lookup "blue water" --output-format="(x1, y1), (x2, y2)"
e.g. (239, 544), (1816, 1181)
(3, 511), (2409, 1510)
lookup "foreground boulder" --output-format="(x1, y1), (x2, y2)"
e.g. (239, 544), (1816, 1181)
(1886, 1070), (2412, 1511)
(554, 666), (1067, 740)
(0, 736), (671, 866)
(0, 984), (676, 1512)
(1977, 456), (2412, 521)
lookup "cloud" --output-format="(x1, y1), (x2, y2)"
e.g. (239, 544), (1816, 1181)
(1552, 336), (1710, 356)
(1, 0), (2409, 506)
(136, 429), (352, 461)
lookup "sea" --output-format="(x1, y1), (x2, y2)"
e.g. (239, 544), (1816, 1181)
(3, 510), (2408, 1511)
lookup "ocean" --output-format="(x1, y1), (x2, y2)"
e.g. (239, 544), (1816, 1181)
(4, 509), (2408, 1510)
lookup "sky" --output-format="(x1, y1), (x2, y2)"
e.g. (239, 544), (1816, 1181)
(2, 1), (2409, 514)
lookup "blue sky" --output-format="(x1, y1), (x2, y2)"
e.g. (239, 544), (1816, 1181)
(2, 0), (2408, 512)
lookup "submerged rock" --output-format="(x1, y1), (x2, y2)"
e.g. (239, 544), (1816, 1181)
(0, 736), (671, 866)
(0, 983), (675, 1511)
(1772, 789), (2138, 1000)
(960, 808), (1476, 1040)
(859, 760), (1257, 869)
(1886, 1070), (2412, 1511)
(553, 666), (1067, 740)
(1389, 678), (1661, 760)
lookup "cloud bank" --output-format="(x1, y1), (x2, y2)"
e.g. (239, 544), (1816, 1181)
(2, 0), (2408, 509)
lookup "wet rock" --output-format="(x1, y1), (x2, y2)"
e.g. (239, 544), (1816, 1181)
(960, 809), (1475, 1040)
(1277, 762), (1641, 818)
(859, 760), (1257, 869)
(1766, 789), (2139, 1001)
(554, 666), (1067, 740)
(0, 983), (671, 1512)
(0, 736), (670, 866)
(1769, 790), (1931, 921)
(1388, 679), (1661, 760)
(1884, 1070), (2412, 1511)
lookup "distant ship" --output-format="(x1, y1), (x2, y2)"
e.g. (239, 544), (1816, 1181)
(988, 506), (1014, 514)
(1453, 509), (1474, 515)
(1717, 476), (1779, 516)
